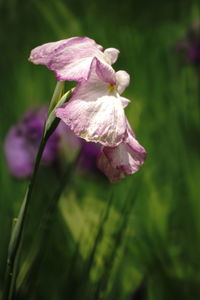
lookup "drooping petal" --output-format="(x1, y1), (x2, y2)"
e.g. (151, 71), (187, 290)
(56, 94), (127, 147)
(29, 37), (103, 65)
(97, 123), (147, 182)
(97, 151), (124, 183)
(104, 48), (120, 64)
(29, 37), (105, 81)
(103, 137), (146, 175)
(116, 70), (130, 94)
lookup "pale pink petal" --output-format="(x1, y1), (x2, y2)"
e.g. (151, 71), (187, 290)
(120, 97), (131, 108)
(56, 94), (126, 147)
(95, 58), (116, 85)
(104, 126), (146, 175)
(56, 57), (128, 146)
(29, 37), (101, 65)
(70, 58), (110, 100)
(29, 37), (104, 81)
(55, 57), (94, 81)
(104, 140), (146, 175)
(98, 122), (147, 181)
(97, 151), (124, 183)
(104, 48), (120, 64)
(56, 59), (126, 146)
(116, 70), (130, 94)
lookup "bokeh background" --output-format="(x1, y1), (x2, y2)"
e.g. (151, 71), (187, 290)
(1, 0), (200, 299)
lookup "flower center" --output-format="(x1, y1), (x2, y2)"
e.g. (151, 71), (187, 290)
(108, 84), (116, 93)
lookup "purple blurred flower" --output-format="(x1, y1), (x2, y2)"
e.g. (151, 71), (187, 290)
(175, 20), (200, 66)
(79, 141), (101, 171)
(4, 108), (59, 178)
(187, 41), (200, 64)
(29, 36), (119, 82)
(4, 107), (102, 179)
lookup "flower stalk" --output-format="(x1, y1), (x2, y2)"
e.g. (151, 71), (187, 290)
(2, 83), (72, 300)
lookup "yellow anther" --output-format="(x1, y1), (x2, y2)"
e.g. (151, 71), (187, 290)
(108, 84), (116, 93)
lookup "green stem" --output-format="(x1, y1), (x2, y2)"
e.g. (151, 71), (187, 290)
(15, 148), (83, 297)
(2, 82), (68, 300)
(2, 135), (47, 300)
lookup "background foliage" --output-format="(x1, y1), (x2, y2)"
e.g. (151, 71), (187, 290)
(1, 0), (200, 299)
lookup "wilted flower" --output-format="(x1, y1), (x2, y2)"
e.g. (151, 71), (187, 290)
(56, 57), (130, 147)
(29, 36), (119, 82)
(28, 36), (147, 182)
(97, 122), (147, 183)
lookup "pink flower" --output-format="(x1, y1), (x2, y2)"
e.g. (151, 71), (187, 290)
(29, 36), (119, 82)
(97, 122), (147, 183)
(55, 57), (130, 147)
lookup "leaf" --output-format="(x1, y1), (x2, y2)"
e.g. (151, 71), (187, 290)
(44, 89), (72, 140)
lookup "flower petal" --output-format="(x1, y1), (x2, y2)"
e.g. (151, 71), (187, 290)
(104, 48), (120, 64)
(98, 122), (147, 182)
(95, 58), (116, 85)
(120, 97), (131, 108)
(97, 151), (124, 183)
(104, 127), (146, 175)
(29, 37), (104, 81)
(116, 70), (130, 94)
(54, 57), (95, 81)
(56, 94), (127, 147)
(55, 57), (128, 146)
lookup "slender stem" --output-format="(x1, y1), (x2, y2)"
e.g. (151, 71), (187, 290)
(2, 82), (67, 300)
(15, 149), (82, 297)
(2, 135), (48, 300)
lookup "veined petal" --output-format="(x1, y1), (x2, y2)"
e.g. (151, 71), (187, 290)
(105, 127), (146, 174)
(95, 58), (116, 85)
(104, 48), (120, 64)
(98, 123), (147, 182)
(116, 70), (130, 94)
(29, 37), (104, 81)
(56, 94), (126, 146)
(97, 151), (124, 183)
(29, 37), (100, 64)
(56, 58), (126, 146)
(104, 139), (146, 175)
(54, 57), (94, 81)
(71, 58), (110, 100)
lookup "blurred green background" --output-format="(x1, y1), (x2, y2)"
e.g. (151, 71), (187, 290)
(1, 0), (200, 299)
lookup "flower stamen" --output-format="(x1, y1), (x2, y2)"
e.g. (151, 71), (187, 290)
(108, 84), (116, 93)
